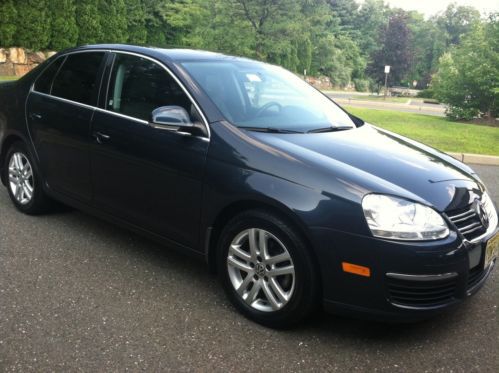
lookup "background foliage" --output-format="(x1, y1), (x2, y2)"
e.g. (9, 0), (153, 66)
(0, 0), (497, 120)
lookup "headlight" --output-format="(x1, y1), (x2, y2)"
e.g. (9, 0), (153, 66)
(362, 194), (449, 240)
(482, 192), (498, 230)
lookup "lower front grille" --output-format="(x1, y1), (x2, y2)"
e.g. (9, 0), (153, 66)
(387, 276), (457, 308)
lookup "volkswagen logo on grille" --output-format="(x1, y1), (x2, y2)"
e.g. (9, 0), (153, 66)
(474, 199), (489, 229)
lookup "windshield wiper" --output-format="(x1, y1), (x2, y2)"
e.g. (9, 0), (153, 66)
(306, 126), (353, 133)
(239, 126), (303, 134)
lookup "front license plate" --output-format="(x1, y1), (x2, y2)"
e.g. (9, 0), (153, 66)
(484, 233), (499, 268)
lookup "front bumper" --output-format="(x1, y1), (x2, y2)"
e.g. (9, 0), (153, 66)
(310, 226), (498, 322)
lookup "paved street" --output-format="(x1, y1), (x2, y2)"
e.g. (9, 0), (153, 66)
(0, 165), (498, 372)
(326, 92), (447, 117)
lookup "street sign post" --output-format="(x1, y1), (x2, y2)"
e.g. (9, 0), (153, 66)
(384, 65), (390, 100)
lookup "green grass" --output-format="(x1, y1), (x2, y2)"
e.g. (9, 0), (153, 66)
(0, 76), (17, 82)
(345, 107), (499, 156)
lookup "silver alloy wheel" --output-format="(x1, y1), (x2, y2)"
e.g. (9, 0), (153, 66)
(8, 152), (34, 205)
(227, 228), (295, 312)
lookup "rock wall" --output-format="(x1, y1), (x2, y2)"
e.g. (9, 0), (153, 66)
(0, 48), (56, 77)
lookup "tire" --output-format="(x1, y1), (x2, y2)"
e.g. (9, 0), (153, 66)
(217, 209), (320, 328)
(3, 141), (53, 215)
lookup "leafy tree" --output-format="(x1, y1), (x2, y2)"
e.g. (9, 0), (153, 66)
(367, 10), (413, 86)
(353, 0), (389, 57)
(436, 3), (480, 46)
(76, 0), (102, 44)
(49, 0), (79, 50)
(125, 0), (147, 44)
(14, 0), (51, 50)
(327, 0), (359, 32)
(432, 17), (498, 122)
(0, 0), (17, 47)
(98, 0), (128, 43)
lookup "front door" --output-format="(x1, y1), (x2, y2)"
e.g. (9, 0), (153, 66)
(90, 53), (209, 249)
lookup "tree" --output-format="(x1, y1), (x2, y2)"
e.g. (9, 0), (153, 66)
(125, 0), (147, 44)
(0, 0), (17, 47)
(14, 0), (51, 50)
(436, 4), (480, 46)
(98, 0), (128, 43)
(49, 0), (79, 50)
(76, 0), (102, 44)
(432, 17), (498, 122)
(353, 0), (389, 57)
(367, 10), (413, 86)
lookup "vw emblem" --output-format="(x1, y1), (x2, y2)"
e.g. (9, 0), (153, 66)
(254, 263), (266, 277)
(474, 199), (489, 229)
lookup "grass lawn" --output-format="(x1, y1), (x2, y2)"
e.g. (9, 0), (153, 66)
(0, 76), (17, 82)
(345, 106), (499, 156)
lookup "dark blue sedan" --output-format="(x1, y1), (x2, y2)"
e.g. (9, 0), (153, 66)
(0, 45), (497, 327)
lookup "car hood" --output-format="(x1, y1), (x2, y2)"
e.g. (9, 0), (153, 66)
(236, 124), (482, 212)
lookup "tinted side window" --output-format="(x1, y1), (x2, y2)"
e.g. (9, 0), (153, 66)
(52, 52), (105, 106)
(34, 57), (64, 94)
(107, 54), (197, 122)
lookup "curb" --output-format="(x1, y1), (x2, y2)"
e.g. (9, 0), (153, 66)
(447, 152), (499, 166)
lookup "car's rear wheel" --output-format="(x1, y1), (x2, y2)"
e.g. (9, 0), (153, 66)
(218, 209), (320, 328)
(4, 142), (52, 214)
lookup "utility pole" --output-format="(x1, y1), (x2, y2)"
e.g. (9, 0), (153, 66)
(384, 65), (390, 100)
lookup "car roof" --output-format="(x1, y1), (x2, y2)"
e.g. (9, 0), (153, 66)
(64, 44), (251, 64)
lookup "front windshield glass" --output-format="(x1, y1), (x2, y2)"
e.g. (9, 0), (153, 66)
(181, 60), (356, 132)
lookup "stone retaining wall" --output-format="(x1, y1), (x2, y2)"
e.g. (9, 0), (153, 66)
(0, 48), (56, 77)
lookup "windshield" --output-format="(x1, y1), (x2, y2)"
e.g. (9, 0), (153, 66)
(181, 60), (356, 132)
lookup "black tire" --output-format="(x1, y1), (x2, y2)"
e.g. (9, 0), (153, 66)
(3, 141), (53, 215)
(217, 209), (320, 328)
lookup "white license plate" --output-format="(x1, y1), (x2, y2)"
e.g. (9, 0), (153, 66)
(484, 233), (499, 268)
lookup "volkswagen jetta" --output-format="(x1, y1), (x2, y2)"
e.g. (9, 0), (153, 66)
(0, 45), (497, 327)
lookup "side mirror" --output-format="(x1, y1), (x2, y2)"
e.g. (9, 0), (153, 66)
(151, 105), (193, 127)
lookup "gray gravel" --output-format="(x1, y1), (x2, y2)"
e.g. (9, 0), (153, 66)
(1, 165), (498, 372)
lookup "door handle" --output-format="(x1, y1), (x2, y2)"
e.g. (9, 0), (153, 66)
(93, 131), (111, 144)
(29, 113), (42, 120)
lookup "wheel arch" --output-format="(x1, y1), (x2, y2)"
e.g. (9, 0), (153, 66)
(205, 199), (319, 275)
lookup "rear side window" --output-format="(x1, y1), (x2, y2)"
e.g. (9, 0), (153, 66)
(34, 57), (64, 94)
(52, 52), (105, 106)
(106, 53), (197, 122)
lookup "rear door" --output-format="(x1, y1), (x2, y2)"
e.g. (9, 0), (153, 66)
(89, 52), (209, 248)
(26, 51), (107, 202)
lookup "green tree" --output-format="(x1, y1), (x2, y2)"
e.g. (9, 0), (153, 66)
(125, 0), (147, 44)
(353, 0), (389, 57)
(436, 3), (480, 46)
(367, 10), (413, 86)
(49, 0), (79, 50)
(98, 0), (128, 43)
(0, 0), (17, 47)
(76, 0), (102, 44)
(432, 17), (499, 122)
(14, 0), (51, 50)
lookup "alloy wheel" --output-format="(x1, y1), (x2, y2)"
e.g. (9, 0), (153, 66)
(227, 228), (295, 312)
(8, 152), (34, 205)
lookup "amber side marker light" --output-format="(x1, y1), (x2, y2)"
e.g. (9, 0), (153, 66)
(342, 262), (371, 277)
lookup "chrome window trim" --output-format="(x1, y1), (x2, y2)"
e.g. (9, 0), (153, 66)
(29, 48), (211, 139)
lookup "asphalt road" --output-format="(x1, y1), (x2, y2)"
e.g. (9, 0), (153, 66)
(1, 165), (498, 372)
(326, 92), (447, 117)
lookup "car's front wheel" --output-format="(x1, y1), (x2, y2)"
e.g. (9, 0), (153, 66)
(4, 142), (52, 214)
(218, 210), (320, 328)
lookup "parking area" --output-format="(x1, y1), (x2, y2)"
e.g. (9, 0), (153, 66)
(0, 165), (498, 372)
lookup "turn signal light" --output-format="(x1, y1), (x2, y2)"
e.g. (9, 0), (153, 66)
(342, 262), (371, 277)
